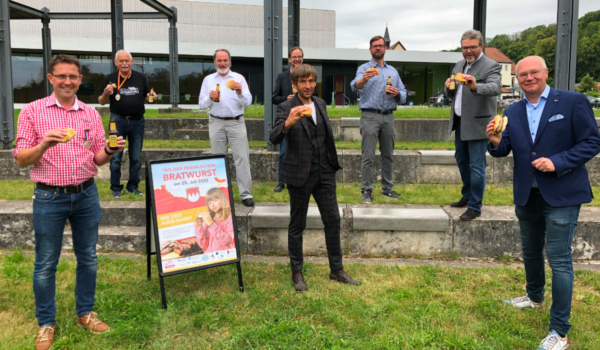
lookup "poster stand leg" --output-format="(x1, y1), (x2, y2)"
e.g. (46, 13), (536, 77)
(146, 166), (152, 280)
(159, 275), (167, 309)
(236, 262), (244, 292)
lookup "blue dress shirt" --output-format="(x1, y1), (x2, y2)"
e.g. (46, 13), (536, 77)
(351, 59), (407, 110)
(524, 85), (551, 143)
(523, 85), (551, 187)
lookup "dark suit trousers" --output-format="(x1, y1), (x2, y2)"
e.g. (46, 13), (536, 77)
(287, 168), (343, 273)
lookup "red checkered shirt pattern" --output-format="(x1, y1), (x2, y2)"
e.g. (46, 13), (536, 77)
(13, 94), (106, 186)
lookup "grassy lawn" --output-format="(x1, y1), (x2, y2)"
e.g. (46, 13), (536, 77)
(142, 105), (454, 119)
(13, 105), (600, 123)
(2, 180), (600, 207)
(142, 139), (456, 150)
(1, 250), (599, 349)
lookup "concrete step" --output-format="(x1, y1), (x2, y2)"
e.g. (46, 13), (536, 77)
(170, 129), (210, 140)
(350, 207), (452, 257)
(251, 205), (344, 229)
(1, 201), (599, 260)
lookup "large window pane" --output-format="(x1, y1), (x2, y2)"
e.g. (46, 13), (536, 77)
(12, 53), (46, 103)
(179, 57), (204, 104)
(144, 57), (170, 104)
(78, 55), (111, 104)
(398, 64), (427, 105)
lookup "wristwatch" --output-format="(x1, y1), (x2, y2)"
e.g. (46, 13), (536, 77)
(104, 146), (115, 156)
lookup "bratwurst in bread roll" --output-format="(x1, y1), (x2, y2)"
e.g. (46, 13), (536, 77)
(492, 115), (508, 135)
(300, 107), (313, 117)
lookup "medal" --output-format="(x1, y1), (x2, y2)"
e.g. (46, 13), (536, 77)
(115, 71), (131, 103)
(84, 129), (91, 150)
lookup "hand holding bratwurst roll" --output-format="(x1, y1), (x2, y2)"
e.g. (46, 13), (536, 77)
(486, 115), (508, 147)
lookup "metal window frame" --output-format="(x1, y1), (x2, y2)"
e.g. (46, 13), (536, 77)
(2, 0), (180, 149)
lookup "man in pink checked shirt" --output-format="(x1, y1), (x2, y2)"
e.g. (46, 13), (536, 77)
(13, 54), (125, 350)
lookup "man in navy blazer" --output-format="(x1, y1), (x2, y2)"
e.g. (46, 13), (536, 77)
(487, 55), (600, 350)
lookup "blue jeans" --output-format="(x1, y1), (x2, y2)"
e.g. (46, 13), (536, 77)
(515, 190), (580, 337)
(32, 182), (102, 327)
(277, 137), (288, 185)
(454, 121), (488, 211)
(110, 114), (145, 192)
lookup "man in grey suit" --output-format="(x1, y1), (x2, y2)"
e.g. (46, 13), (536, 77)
(444, 29), (502, 220)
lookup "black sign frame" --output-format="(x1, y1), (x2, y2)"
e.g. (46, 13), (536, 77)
(145, 154), (244, 309)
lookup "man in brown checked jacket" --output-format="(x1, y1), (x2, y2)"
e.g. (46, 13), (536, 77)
(269, 64), (361, 292)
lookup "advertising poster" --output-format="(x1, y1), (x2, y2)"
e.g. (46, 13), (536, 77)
(149, 156), (239, 274)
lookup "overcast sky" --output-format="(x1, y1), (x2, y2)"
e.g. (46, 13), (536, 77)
(185, 0), (599, 51)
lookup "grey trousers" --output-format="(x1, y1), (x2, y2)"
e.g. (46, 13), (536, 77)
(208, 116), (253, 199)
(360, 110), (395, 193)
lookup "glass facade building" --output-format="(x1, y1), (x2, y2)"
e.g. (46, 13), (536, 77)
(13, 51), (453, 106)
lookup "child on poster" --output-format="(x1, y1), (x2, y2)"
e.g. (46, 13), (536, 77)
(194, 187), (235, 253)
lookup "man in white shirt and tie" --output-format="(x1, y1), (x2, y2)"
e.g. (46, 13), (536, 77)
(199, 49), (254, 207)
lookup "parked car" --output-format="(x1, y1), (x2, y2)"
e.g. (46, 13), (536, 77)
(586, 95), (600, 108)
(499, 98), (520, 108)
(498, 99), (510, 108)
(428, 93), (450, 107)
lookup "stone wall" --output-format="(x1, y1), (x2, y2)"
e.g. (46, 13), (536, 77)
(2, 201), (598, 259)
(5, 149), (600, 185)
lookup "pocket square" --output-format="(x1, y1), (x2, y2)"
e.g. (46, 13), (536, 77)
(549, 114), (564, 122)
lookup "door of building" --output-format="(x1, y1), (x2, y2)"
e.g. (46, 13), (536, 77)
(334, 75), (345, 106)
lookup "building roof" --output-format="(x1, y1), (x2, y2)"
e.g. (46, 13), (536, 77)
(485, 47), (516, 74)
(389, 41), (407, 51)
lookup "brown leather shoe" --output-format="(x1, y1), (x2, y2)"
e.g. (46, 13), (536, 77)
(329, 270), (362, 286)
(76, 312), (110, 334)
(292, 272), (307, 292)
(35, 326), (54, 350)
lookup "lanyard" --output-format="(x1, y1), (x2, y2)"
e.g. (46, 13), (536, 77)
(117, 71), (131, 91)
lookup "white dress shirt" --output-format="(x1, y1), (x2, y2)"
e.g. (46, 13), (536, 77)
(454, 51), (484, 117)
(198, 70), (252, 117)
(305, 102), (317, 125)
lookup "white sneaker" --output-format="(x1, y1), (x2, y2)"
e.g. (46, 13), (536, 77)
(504, 295), (544, 309)
(537, 330), (569, 350)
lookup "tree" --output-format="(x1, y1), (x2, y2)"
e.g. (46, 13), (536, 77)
(534, 36), (556, 79)
(506, 41), (531, 63)
(577, 74), (597, 94)
(477, 10), (600, 84)
(577, 34), (600, 82)
(487, 34), (511, 53)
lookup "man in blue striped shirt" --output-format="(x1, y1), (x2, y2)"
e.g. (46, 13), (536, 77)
(351, 35), (407, 203)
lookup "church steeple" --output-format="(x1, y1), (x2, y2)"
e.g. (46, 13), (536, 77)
(384, 24), (391, 49)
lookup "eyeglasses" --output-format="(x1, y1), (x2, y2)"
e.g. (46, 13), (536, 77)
(371, 45), (385, 49)
(51, 74), (81, 81)
(290, 56), (303, 59)
(517, 70), (544, 79)
(461, 45), (481, 51)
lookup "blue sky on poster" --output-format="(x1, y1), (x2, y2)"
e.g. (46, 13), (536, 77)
(185, 0), (599, 51)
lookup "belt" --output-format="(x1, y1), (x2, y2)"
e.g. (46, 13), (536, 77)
(210, 114), (243, 120)
(36, 178), (95, 194)
(113, 113), (143, 120)
(531, 187), (541, 194)
(362, 109), (394, 115)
